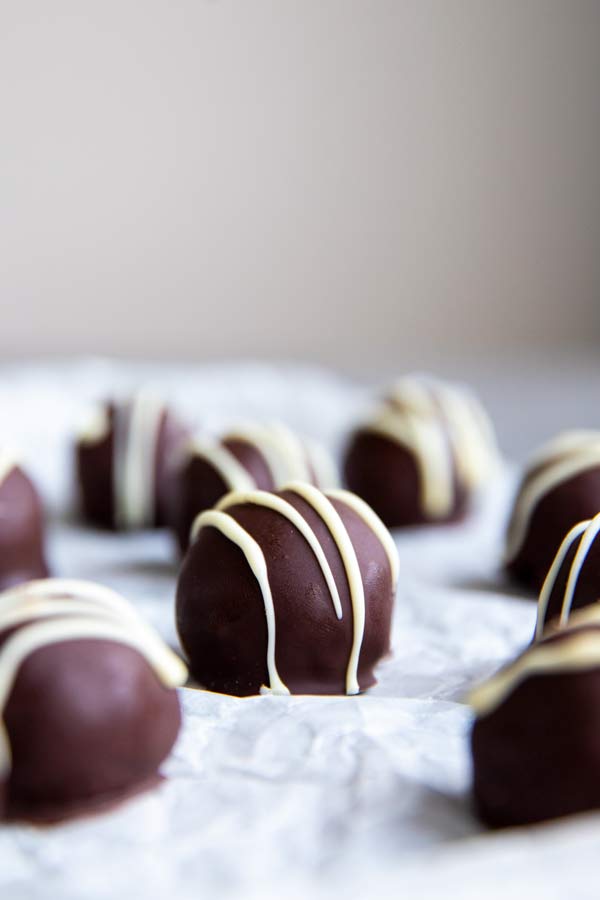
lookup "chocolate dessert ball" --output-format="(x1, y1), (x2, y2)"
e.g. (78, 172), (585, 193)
(343, 375), (499, 528)
(471, 613), (600, 827)
(0, 578), (186, 823)
(75, 391), (188, 530)
(535, 512), (600, 638)
(506, 431), (600, 593)
(176, 483), (398, 696)
(173, 423), (338, 551)
(0, 455), (49, 590)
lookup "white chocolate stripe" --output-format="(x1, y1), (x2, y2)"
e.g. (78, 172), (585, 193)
(555, 604), (600, 631)
(0, 454), (18, 488)
(435, 384), (498, 490)
(188, 439), (256, 493)
(385, 377), (498, 504)
(366, 411), (454, 518)
(0, 595), (177, 665)
(325, 488), (399, 589)
(469, 629), (600, 717)
(535, 520), (590, 640)
(115, 392), (166, 529)
(282, 483), (365, 695)
(77, 406), (111, 444)
(191, 509), (290, 695)
(224, 424), (311, 487)
(304, 439), (339, 489)
(525, 430), (600, 472)
(506, 444), (600, 562)
(0, 615), (188, 777)
(0, 599), (133, 634)
(561, 514), (600, 624)
(215, 491), (342, 619)
(0, 578), (137, 617)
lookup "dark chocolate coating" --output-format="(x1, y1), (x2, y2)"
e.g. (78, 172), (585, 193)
(76, 401), (188, 530)
(538, 529), (600, 634)
(172, 438), (276, 553)
(176, 489), (394, 695)
(343, 430), (468, 528)
(472, 637), (600, 827)
(507, 466), (600, 593)
(0, 467), (49, 590)
(1, 633), (181, 823)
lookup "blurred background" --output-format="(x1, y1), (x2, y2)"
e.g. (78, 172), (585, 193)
(2, 0), (600, 372)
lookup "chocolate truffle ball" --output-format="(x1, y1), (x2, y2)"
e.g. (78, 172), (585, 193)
(75, 391), (188, 530)
(0, 456), (49, 590)
(176, 483), (398, 696)
(506, 431), (600, 593)
(471, 612), (600, 827)
(535, 512), (600, 638)
(172, 423), (338, 552)
(0, 578), (187, 823)
(343, 375), (499, 528)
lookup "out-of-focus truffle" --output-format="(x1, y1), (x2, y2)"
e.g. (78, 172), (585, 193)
(75, 391), (188, 530)
(0, 454), (49, 590)
(0, 578), (186, 823)
(172, 423), (337, 551)
(470, 609), (600, 827)
(343, 375), (498, 528)
(506, 431), (600, 592)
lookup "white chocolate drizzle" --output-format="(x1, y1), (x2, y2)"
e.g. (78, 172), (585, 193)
(363, 375), (498, 519)
(303, 439), (339, 490)
(215, 490), (343, 619)
(186, 423), (338, 499)
(469, 625), (600, 718)
(325, 488), (400, 589)
(77, 406), (111, 444)
(367, 409), (453, 518)
(190, 509), (289, 695)
(191, 486), (397, 695)
(505, 431), (600, 563)
(535, 515), (600, 639)
(0, 578), (187, 778)
(282, 482), (365, 694)
(114, 391), (167, 529)
(187, 438), (256, 493)
(0, 454), (18, 488)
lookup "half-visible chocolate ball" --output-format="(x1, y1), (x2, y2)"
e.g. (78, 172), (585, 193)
(172, 424), (338, 552)
(470, 618), (600, 827)
(0, 578), (187, 823)
(506, 431), (600, 593)
(75, 392), (188, 530)
(0, 459), (49, 590)
(176, 484), (397, 696)
(343, 375), (498, 528)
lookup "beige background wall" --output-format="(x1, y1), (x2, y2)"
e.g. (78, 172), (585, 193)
(1, 1), (600, 368)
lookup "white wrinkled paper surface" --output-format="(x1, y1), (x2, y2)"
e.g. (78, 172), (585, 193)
(0, 359), (597, 900)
